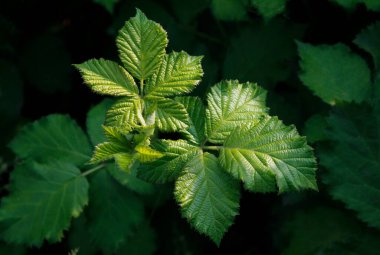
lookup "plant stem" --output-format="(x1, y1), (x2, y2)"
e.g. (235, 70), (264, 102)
(203, 145), (222, 151)
(81, 163), (106, 177)
(140, 79), (144, 96)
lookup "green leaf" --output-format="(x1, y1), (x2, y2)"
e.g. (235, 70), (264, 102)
(211, 0), (248, 21)
(135, 144), (164, 162)
(86, 99), (115, 146)
(174, 153), (240, 245)
(206, 80), (267, 144)
(138, 139), (202, 183)
(175, 96), (206, 145)
(169, 0), (210, 23)
(220, 116), (317, 192)
(223, 20), (304, 88)
(107, 163), (155, 194)
(90, 142), (131, 164)
(9, 114), (91, 166)
(116, 9), (168, 80)
(93, 0), (119, 13)
(74, 59), (138, 96)
(0, 161), (89, 246)
(149, 97), (189, 132)
(145, 51), (203, 97)
(251, 0), (287, 20)
(86, 170), (145, 254)
(105, 97), (140, 128)
(354, 21), (380, 72)
(321, 106), (380, 229)
(297, 42), (371, 104)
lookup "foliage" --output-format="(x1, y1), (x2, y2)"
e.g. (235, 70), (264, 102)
(1, 0), (380, 254)
(73, 10), (317, 245)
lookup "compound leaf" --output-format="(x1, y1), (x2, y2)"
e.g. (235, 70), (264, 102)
(86, 170), (144, 254)
(138, 139), (201, 183)
(175, 96), (206, 145)
(220, 116), (317, 192)
(175, 153), (240, 245)
(9, 114), (91, 166)
(0, 161), (89, 246)
(206, 80), (267, 144)
(145, 51), (203, 97)
(116, 9), (168, 80)
(297, 42), (371, 104)
(75, 59), (138, 97)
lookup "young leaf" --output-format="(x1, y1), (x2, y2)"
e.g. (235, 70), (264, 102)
(86, 170), (145, 254)
(148, 97), (189, 132)
(116, 9), (168, 80)
(105, 97), (141, 128)
(135, 144), (164, 162)
(354, 21), (380, 72)
(144, 51), (203, 97)
(86, 99), (115, 146)
(321, 106), (380, 229)
(175, 153), (240, 245)
(74, 59), (138, 97)
(0, 161), (89, 246)
(9, 114), (91, 166)
(220, 116), (317, 192)
(206, 80), (267, 144)
(175, 96), (206, 145)
(251, 0), (287, 20)
(138, 139), (202, 183)
(297, 42), (371, 104)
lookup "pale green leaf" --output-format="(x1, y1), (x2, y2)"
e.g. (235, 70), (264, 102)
(251, 0), (287, 20)
(321, 106), (380, 229)
(175, 153), (240, 245)
(105, 97), (140, 128)
(116, 9), (168, 80)
(0, 161), (89, 246)
(145, 51), (203, 97)
(354, 21), (380, 72)
(138, 139), (201, 183)
(86, 170), (144, 254)
(90, 142), (131, 164)
(149, 97), (189, 132)
(9, 114), (91, 165)
(220, 116), (317, 192)
(86, 99), (114, 146)
(135, 144), (164, 162)
(175, 96), (206, 145)
(206, 80), (267, 144)
(74, 59), (138, 96)
(211, 0), (248, 21)
(297, 42), (371, 104)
